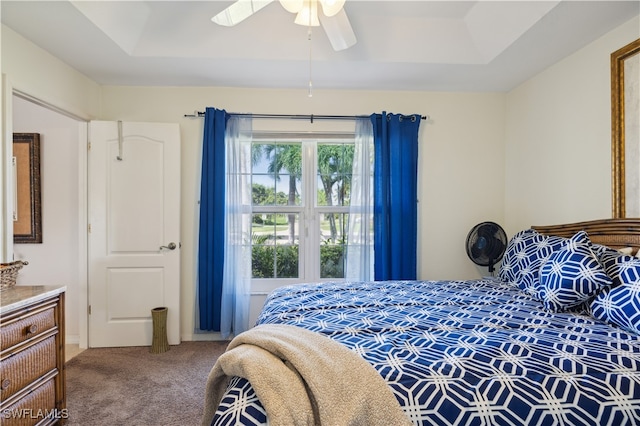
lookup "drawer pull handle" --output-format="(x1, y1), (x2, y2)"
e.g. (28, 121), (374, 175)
(27, 324), (38, 334)
(1, 379), (10, 391)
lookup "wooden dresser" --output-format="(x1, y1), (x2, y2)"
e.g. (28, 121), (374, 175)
(0, 286), (66, 425)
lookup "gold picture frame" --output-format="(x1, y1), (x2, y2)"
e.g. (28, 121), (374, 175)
(13, 133), (42, 243)
(612, 38), (640, 218)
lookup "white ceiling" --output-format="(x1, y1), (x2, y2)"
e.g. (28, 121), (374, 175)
(2, 0), (639, 92)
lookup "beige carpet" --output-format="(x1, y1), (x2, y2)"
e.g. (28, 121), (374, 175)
(65, 341), (228, 426)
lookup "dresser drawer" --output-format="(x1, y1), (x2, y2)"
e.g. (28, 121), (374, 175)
(0, 337), (56, 403)
(0, 287), (65, 426)
(0, 308), (56, 352)
(0, 377), (56, 426)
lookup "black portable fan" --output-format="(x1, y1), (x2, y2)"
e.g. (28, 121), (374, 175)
(466, 221), (507, 273)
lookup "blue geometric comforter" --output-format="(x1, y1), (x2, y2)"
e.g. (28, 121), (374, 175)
(211, 278), (640, 425)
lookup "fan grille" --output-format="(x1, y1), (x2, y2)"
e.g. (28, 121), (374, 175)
(466, 222), (507, 272)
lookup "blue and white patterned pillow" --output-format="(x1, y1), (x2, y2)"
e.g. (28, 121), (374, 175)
(591, 280), (640, 335)
(590, 250), (640, 334)
(599, 250), (640, 287)
(498, 228), (568, 297)
(590, 242), (614, 259)
(538, 231), (612, 312)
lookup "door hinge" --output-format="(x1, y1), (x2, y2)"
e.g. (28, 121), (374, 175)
(87, 142), (91, 151)
(88, 305), (92, 315)
(88, 224), (91, 233)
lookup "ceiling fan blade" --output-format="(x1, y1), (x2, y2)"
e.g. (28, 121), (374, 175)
(212, 0), (274, 26)
(319, 8), (356, 51)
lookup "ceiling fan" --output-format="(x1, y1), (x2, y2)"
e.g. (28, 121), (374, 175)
(211, 0), (357, 51)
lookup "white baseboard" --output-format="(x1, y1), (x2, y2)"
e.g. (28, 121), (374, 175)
(182, 332), (230, 342)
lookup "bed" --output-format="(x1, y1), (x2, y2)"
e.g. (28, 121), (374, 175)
(202, 218), (640, 426)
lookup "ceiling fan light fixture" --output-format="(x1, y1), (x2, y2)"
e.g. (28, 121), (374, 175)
(319, 0), (345, 17)
(294, 0), (320, 26)
(279, 0), (304, 14)
(211, 0), (356, 52)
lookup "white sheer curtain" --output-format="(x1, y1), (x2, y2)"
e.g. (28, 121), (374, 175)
(346, 118), (375, 281)
(220, 116), (253, 338)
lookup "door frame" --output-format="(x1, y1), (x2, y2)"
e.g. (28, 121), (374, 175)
(1, 75), (15, 264)
(77, 121), (89, 349)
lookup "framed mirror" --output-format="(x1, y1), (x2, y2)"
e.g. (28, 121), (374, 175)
(13, 132), (42, 243)
(612, 38), (640, 218)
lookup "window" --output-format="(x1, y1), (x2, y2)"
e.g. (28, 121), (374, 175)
(250, 138), (355, 286)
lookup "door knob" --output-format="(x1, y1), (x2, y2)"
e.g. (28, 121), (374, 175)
(160, 242), (177, 250)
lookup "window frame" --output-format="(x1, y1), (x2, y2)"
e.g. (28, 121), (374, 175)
(250, 135), (355, 293)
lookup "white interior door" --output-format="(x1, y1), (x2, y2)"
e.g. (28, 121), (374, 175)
(88, 121), (180, 347)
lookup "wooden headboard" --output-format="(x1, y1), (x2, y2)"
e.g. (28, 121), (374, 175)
(532, 218), (640, 252)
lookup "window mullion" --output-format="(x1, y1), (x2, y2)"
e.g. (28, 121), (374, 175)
(302, 141), (318, 283)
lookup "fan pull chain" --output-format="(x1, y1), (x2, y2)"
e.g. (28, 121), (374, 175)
(308, 25), (313, 97)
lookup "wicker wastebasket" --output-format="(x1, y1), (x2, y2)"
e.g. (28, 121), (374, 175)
(150, 307), (170, 353)
(0, 260), (28, 291)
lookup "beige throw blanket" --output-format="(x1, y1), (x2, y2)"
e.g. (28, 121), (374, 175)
(201, 324), (412, 426)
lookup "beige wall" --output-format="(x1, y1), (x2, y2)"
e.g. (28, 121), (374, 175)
(3, 15), (637, 342)
(99, 86), (506, 334)
(12, 95), (82, 344)
(504, 16), (640, 236)
(1, 25), (101, 120)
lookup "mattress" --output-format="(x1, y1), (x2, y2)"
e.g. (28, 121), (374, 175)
(210, 278), (640, 425)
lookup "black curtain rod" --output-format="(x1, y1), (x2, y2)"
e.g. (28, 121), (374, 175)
(184, 111), (428, 123)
